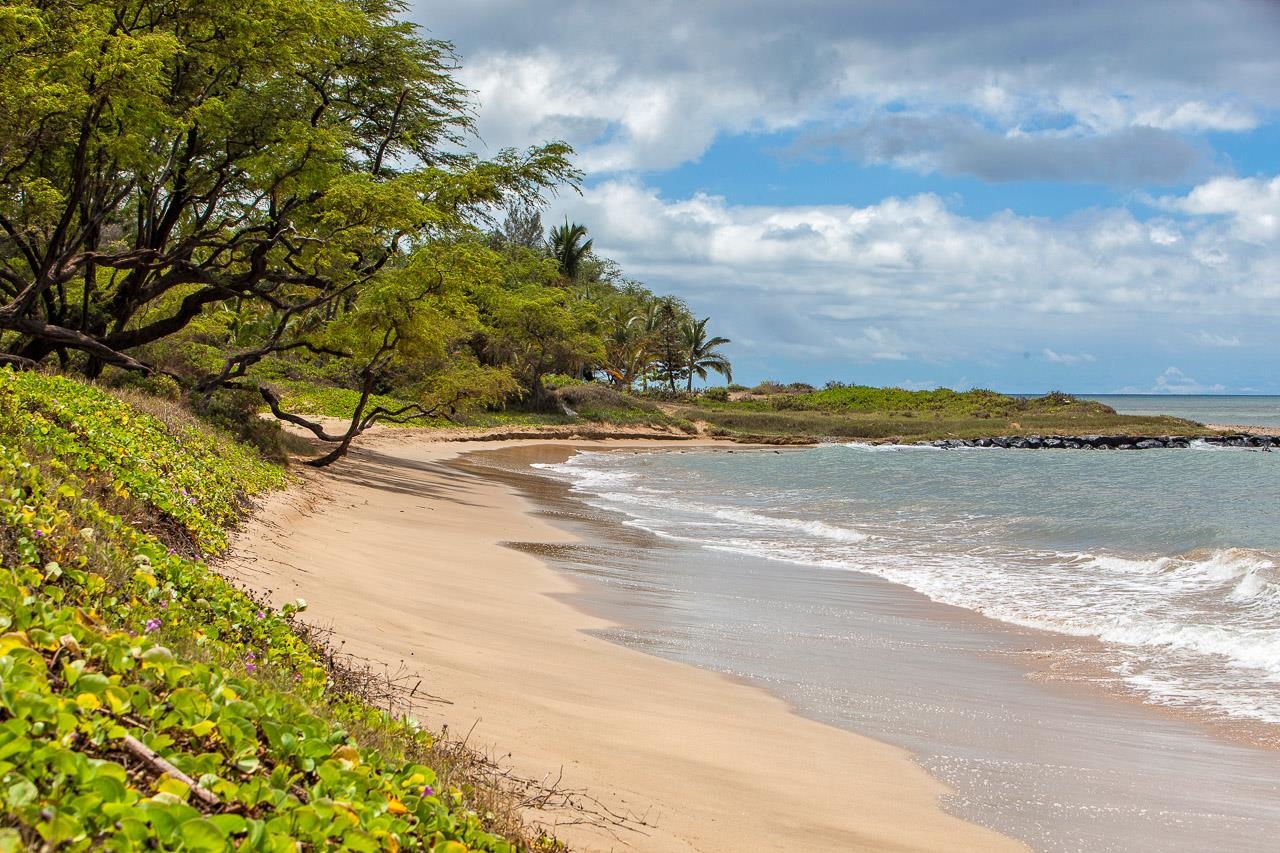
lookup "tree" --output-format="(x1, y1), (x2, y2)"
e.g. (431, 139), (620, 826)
(253, 241), (518, 465)
(0, 0), (575, 375)
(682, 317), (732, 391)
(490, 198), (545, 251)
(548, 220), (592, 282)
(646, 296), (691, 392)
(472, 246), (603, 409)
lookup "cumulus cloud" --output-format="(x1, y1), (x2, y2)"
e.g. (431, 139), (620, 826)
(410, 0), (1280, 172)
(1155, 176), (1280, 243)
(544, 175), (1279, 377)
(1133, 367), (1229, 394)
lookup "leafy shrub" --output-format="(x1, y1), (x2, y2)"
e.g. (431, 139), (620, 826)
(556, 384), (661, 416)
(750, 380), (788, 395)
(540, 373), (586, 391)
(104, 369), (185, 401)
(700, 387), (729, 402)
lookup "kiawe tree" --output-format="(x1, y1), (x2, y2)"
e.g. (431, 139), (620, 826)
(0, 0), (577, 464)
(0, 0), (573, 371)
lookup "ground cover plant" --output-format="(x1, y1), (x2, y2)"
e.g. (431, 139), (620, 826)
(0, 369), (544, 851)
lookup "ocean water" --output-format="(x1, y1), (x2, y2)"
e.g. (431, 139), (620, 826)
(1079, 394), (1280, 428)
(536, 443), (1280, 726)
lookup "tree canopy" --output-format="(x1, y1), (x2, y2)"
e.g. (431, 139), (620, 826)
(0, 0), (732, 464)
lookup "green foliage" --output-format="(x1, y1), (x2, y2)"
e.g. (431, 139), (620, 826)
(0, 369), (526, 850)
(671, 382), (1205, 441)
(773, 385), (1022, 416)
(0, 370), (284, 554)
(700, 387), (729, 403)
(194, 388), (310, 464)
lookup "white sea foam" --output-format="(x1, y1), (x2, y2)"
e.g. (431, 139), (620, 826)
(840, 442), (942, 452)
(534, 447), (1280, 725)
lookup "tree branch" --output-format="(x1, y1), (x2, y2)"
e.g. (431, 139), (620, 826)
(256, 385), (348, 442)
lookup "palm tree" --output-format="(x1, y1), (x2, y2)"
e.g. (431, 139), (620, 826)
(549, 220), (593, 282)
(682, 317), (732, 391)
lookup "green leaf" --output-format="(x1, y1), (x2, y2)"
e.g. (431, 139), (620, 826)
(178, 817), (227, 852)
(5, 776), (38, 807)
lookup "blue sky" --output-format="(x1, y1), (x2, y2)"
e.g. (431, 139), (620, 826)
(409, 1), (1280, 393)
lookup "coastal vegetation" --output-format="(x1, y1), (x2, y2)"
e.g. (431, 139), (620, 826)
(664, 385), (1208, 443)
(0, 0), (732, 466)
(0, 368), (551, 850)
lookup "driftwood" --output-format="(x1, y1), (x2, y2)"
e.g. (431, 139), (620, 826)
(122, 734), (221, 809)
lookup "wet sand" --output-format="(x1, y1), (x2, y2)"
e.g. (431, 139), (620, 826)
(471, 445), (1280, 852)
(222, 436), (1024, 852)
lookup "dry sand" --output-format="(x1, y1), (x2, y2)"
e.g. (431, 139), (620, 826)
(222, 434), (1025, 852)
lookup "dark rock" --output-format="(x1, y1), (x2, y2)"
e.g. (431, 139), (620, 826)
(1134, 439), (1165, 449)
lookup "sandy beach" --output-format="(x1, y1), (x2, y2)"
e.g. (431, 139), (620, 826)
(221, 434), (1024, 852)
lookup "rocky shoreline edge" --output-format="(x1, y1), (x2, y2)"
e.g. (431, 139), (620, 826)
(920, 434), (1278, 450)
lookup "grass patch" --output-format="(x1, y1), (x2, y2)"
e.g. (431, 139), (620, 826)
(675, 387), (1207, 442)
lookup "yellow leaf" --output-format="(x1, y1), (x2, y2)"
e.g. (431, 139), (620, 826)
(156, 775), (190, 799)
(75, 692), (103, 711)
(386, 796), (408, 815)
(0, 631), (31, 654)
(436, 842), (469, 853)
(332, 744), (361, 766)
(104, 686), (131, 714)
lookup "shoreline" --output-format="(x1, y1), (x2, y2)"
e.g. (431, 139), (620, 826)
(221, 434), (1025, 852)
(464, 444), (1280, 753)
(491, 443), (1280, 851)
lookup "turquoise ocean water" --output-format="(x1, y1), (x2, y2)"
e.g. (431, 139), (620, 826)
(538, 437), (1280, 726)
(521, 396), (1280, 850)
(1080, 394), (1280, 428)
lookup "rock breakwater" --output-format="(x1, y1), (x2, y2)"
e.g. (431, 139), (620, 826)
(922, 434), (1278, 450)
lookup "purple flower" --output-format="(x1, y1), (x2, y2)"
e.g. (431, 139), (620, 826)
(144, 618), (162, 633)
(245, 651), (256, 660)
(33, 529), (45, 538)
(256, 610), (266, 620)
(421, 785), (434, 797)
(245, 663), (257, 673)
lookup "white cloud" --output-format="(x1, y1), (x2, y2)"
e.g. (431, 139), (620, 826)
(546, 175), (1280, 371)
(1151, 367), (1227, 394)
(1156, 176), (1280, 243)
(1043, 349), (1096, 365)
(412, 1), (1280, 173)
(1134, 100), (1258, 132)
(1192, 331), (1242, 347)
